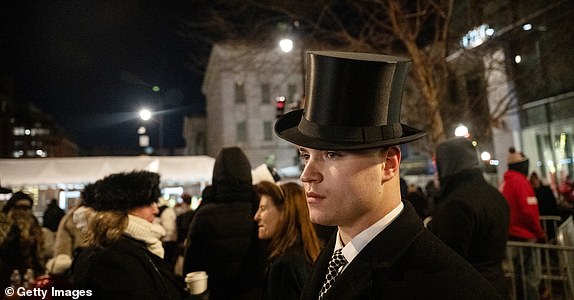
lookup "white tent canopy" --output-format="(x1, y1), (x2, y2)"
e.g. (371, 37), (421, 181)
(0, 156), (216, 187)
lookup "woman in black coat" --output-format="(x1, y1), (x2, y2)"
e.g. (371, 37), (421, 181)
(254, 181), (321, 300)
(73, 171), (190, 300)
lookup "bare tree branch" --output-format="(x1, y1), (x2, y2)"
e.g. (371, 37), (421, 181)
(177, 0), (573, 151)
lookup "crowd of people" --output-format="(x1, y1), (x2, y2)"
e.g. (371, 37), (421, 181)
(403, 162), (573, 229)
(1, 50), (573, 299)
(0, 147), (332, 300)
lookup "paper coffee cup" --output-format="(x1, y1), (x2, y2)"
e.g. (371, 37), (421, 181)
(185, 271), (208, 295)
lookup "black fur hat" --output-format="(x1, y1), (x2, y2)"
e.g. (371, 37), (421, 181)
(92, 171), (161, 212)
(81, 181), (99, 207)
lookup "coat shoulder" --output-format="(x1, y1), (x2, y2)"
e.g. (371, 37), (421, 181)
(381, 230), (503, 299)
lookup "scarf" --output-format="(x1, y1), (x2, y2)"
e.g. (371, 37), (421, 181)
(124, 214), (166, 258)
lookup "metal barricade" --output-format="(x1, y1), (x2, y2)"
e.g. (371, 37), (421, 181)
(504, 216), (574, 300)
(540, 216), (563, 243)
(557, 217), (574, 299)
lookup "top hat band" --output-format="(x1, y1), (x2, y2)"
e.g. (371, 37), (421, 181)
(298, 117), (403, 143)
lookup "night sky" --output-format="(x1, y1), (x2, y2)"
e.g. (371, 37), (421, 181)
(1, 1), (206, 152)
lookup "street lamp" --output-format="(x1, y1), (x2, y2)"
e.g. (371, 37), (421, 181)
(454, 124), (470, 138)
(137, 126), (149, 148)
(138, 108), (161, 154)
(481, 151), (491, 162)
(278, 38), (294, 53)
(122, 72), (165, 152)
(139, 109), (152, 121)
(138, 101), (163, 152)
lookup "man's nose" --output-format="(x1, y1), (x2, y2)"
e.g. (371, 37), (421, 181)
(300, 160), (321, 183)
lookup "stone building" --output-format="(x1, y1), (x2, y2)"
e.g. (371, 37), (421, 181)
(199, 42), (303, 170)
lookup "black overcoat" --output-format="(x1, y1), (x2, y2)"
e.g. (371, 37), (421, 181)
(429, 169), (510, 297)
(301, 201), (503, 300)
(264, 244), (311, 300)
(183, 186), (266, 300)
(73, 236), (189, 300)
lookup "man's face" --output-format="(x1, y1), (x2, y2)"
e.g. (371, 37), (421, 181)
(298, 147), (390, 228)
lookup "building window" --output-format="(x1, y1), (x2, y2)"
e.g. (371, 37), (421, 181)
(235, 82), (246, 104)
(549, 96), (574, 123)
(288, 83), (297, 103)
(261, 83), (271, 104)
(263, 121), (272, 141)
(31, 128), (50, 136)
(465, 75), (482, 101)
(237, 121), (247, 142)
(13, 127), (25, 136)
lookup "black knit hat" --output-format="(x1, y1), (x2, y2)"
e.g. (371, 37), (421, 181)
(92, 171), (161, 212)
(3, 191), (33, 213)
(275, 51), (425, 150)
(508, 147), (529, 176)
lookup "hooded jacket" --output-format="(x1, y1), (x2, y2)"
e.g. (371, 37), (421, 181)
(183, 147), (265, 300)
(429, 138), (510, 297)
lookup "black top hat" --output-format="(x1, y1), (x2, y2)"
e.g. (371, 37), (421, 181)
(275, 51), (425, 150)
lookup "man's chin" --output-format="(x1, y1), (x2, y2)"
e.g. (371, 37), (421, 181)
(310, 213), (335, 227)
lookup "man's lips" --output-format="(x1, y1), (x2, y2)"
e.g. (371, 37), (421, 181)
(306, 191), (325, 201)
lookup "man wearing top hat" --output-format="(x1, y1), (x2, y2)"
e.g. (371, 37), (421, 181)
(275, 51), (502, 299)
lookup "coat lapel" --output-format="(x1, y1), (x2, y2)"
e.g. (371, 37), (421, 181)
(302, 235), (334, 299)
(303, 201), (425, 300)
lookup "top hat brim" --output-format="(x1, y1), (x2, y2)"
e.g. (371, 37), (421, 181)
(275, 109), (426, 151)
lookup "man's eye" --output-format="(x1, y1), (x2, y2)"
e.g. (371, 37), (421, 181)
(299, 152), (310, 161)
(325, 151), (339, 159)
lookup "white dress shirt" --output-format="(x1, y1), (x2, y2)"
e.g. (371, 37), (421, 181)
(334, 201), (404, 273)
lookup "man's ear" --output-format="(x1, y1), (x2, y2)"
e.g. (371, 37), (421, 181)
(382, 146), (401, 179)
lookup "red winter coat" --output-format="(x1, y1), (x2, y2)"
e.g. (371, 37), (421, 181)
(500, 170), (545, 240)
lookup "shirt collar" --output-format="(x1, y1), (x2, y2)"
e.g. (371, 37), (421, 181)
(335, 201), (404, 266)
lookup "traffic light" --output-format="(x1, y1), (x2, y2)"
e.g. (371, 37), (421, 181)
(276, 96), (286, 118)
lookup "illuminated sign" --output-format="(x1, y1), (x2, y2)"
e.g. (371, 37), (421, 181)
(460, 24), (495, 49)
